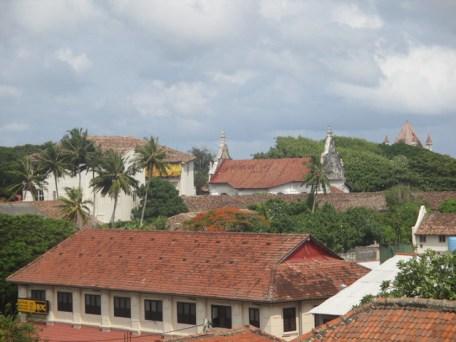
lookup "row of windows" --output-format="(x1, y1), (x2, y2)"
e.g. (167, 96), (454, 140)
(419, 235), (447, 243)
(31, 290), (296, 331)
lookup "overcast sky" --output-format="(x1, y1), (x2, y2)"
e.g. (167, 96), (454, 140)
(1, 0), (456, 158)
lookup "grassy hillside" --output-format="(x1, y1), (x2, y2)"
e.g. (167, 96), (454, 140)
(255, 136), (456, 192)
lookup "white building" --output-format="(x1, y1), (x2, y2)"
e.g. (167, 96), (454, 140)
(8, 230), (367, 340)
(24, 136), (196, 223)
(208, 129), (349, 196)
(412, 205), (456, 253)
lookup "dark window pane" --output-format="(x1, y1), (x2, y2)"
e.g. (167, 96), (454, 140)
(114, 296), (131, 318)
(85, 294), (101, 315)
(177, 302), (196, 325)
(249, 308), (260, 328)
(31, 290), (45, 301)
(283, 307), (296, 332)
(57, 292), (73, 312)
(211, 305), (232, 329)
(144, 300), (162, 321)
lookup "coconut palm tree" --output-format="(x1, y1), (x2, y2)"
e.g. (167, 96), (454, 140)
(59, 187), (93, 228)
(86, 146), (102, 217)
(304, 155), (329, 213)
(91, 150), (138, 227)
(61, 128), (95, 189)
(134, 137), (168, 227)
(36, 142), (67, 198)
(8, 156), (47, 201)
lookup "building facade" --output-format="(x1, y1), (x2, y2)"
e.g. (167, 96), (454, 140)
(412, 205), (456, 253)
(8, 230), (367, 340)
(23, 136), (196, 223)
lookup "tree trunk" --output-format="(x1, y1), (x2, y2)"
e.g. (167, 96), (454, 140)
(78, 171), (82, 189)
(54, 172), (59, 198)
(92, 170), (96, 218)
(312, 188), (317, 213)
(110, 195), (118, 228)
(139, 180), (150, 227)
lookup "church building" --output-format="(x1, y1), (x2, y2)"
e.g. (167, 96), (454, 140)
(208, 129), (349, 196)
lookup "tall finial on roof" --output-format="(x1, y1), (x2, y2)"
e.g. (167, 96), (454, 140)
(209, 130), (232, 180)
(425, 134), (433, 151)
(383, 135), (390, 145)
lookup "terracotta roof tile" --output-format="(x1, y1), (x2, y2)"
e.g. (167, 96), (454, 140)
(210, 158), (311, 189)
(416, 212), (456, 235)
(7, 230), (367, 302)
(298, 297), (456, 342)
(173, 327), (283, 341)
(88, 136), (194, 163)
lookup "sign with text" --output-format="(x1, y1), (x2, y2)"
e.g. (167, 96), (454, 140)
(17, 298), (49, 314)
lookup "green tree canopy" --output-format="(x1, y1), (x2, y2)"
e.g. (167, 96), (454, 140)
(380, 250), (456, 300)
(0, 214), (75, 313)
(59, 187), (93, 228)
(190, 147), (214, 194)
(132, 178), (187, 220)
(0, 315), (39, 342)
(35, 142), (67, 198)
(8, 156), (47, 201)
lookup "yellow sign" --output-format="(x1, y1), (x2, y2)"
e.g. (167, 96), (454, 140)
(147, 163), (182, 178)
(17, 298), (49, 314)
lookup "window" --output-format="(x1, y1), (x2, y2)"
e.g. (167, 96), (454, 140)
(177, 302), (196, 325)
(31, 290), (45, 301)
(114, 296), (131, 318)
(211, 305), (232, 329)
(37, 190), (44, 201)
(419, 236), (427, 243)
(249, 308), (260, 328)
(439, 235), (446, 243)
(85, 294), (101, 315)
(144, 300), (162, 321)
(57, 292), (73, 312)
(283, 307), (296, 332)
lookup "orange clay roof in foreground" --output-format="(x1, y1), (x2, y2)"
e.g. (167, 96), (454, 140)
(8, 230), (368, 303)
(297, 297), (456, 342)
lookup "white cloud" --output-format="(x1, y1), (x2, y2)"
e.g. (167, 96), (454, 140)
(12, 0), (98, 33)
(55, 48), (92, 73)
(210, 70), (255, 85)
(333, 46), (456, 114)
(332, 4), (383, 29)
(110, 0), (248, 45)
(130, 81), (213, 118)
(0, 84), (21, 97)
(0, 122), (29, 132)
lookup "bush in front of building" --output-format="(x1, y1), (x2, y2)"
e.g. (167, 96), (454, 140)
(183, 207), (271, 232)
(0, 214), (75, 314)
(132, 178), (188, 221)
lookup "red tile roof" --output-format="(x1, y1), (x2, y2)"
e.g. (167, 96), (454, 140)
(8, 230), (367, 302)
(210, 158), (311, 189)
(395, 121), (423, 146)
(298, 297), (456, 342)
(88, 136), (194, 163)
(416, 212), (456, 235)
(35, 322), (160, 341)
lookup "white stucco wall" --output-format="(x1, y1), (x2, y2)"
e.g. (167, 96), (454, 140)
(208, 182), (312, 196)
(18, 284), (322, 339)
(23, 150), (195, 223)
(415, 235), (451, 254)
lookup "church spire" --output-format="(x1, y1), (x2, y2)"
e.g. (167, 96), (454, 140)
(383, 135), (390, 145)
(209, 130), (231, 180)
(425, 134), (433, 151)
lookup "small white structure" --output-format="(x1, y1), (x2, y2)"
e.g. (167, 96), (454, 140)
(208, 129), (349, 196)
(24, 136), (195, 223)
(412, 205), (456, 253)
(310, 254), (413, 326)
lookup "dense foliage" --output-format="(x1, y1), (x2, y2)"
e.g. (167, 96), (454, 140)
(0, 315), (39, 342)
(183, 207), (270, 232)
(191, 147), (214, 194)
(439, 199), (456, 213)
(0, 145), (45, 199)
(0, 214), (75, 313)
(255, 136), (456, 192)
(380, 250), (456, 300)
(132, 178), (187, 221)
